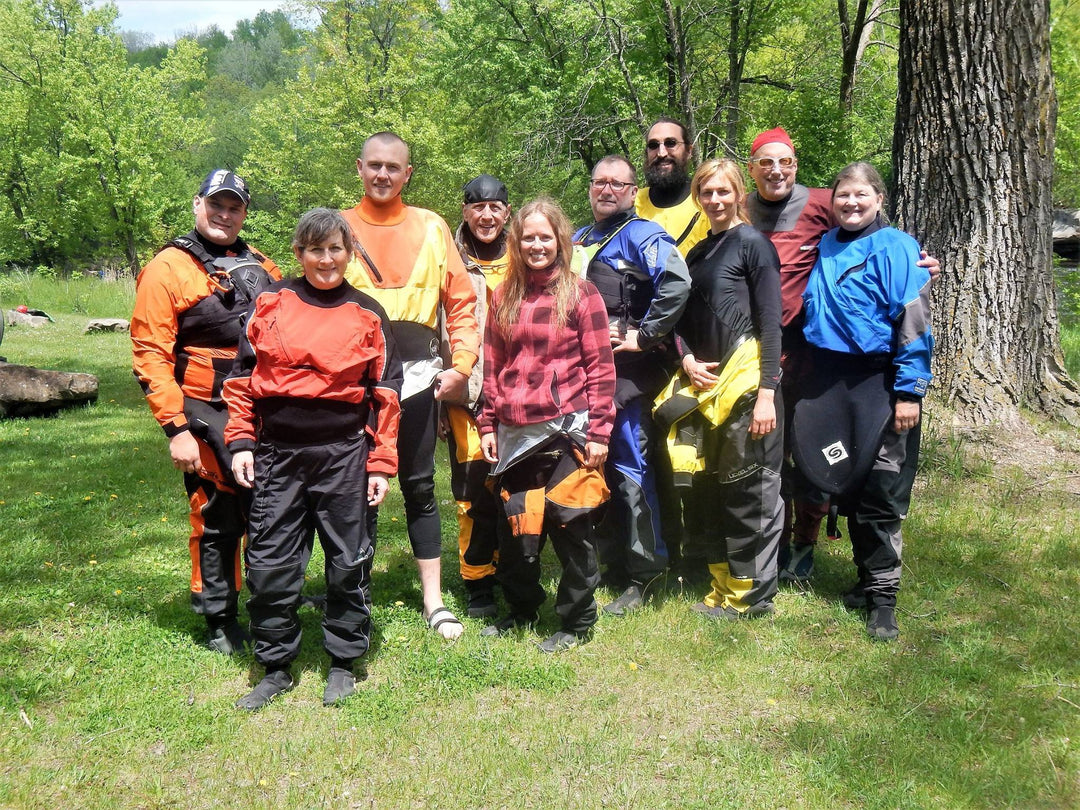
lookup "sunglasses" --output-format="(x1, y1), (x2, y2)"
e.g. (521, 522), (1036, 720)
(753, 156), (796, 169)
(646, 137), (684, 151)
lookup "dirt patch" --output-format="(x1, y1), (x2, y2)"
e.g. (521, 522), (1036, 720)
(931, 406), (1080, 496)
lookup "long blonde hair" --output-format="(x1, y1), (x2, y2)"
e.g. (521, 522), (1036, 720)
(495, 197), (581, 331)
(691, 158), (750, 226)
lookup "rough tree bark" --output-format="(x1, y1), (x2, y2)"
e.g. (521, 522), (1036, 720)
(892, 0), (1079, 426)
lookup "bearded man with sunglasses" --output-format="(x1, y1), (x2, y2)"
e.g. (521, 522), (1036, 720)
(132, 170), (281, 654)
(635, 118), (711, 255)
(633, 118), (711, 584)
(575, 155), (691, 616)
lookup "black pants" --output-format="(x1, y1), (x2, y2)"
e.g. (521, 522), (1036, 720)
(183, 399), (248, 623)
(779, 332), (830, 548)
(847, 427), (915, 609)
(689, 395), (784, 611)
(495, 450), (600, 636)
(369, 385), (442, 559)
(245, 434), (375, 668)
(496, 515), (599, 635)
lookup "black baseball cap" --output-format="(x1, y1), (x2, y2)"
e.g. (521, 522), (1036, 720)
(198, 170), (251, 205)
(463, 174), (508, 205)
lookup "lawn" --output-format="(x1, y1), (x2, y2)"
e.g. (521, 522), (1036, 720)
(0, 276), (1077, 809)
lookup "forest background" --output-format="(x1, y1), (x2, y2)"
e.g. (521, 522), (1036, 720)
(1, 0), (1078, 278)
(1, 3), (1079, 806)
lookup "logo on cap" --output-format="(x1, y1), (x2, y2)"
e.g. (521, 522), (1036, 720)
(199, 170), (250, 205)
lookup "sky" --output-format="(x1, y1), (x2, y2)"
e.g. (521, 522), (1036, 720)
(99, 1), (299, 45)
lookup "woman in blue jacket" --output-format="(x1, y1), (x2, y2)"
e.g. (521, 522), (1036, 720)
(798, 162), (933, 641)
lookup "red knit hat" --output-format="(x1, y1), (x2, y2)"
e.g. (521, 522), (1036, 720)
(750, 127), (794, 156)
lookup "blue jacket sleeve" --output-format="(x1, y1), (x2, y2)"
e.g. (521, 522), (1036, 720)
(635, 230), (690, 350)
(888, 235), (933, 397)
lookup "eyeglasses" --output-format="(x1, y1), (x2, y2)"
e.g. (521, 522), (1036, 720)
(590, 179), (633, 192)
(646, 138), (684, 151)
(753, 156), (796, 169)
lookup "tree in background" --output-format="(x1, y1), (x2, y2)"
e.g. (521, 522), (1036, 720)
(1051, 0), (1080, 207)
(893, 0), (1079, 425)
(3, 0), (1079, 289)
(0, 0), (203, 273)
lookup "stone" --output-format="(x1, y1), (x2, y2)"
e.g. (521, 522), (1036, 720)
(84, 318), (130, 334)
(0, 362), (98, 418)
(6, 310), (50, 328)
(1053, 209), (1080, 262)
(1053, 209), (1080, 240)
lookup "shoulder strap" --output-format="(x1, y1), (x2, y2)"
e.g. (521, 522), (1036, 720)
(576, 215), (640, 252)
(167, 234), (216, 273)
(352, 239), (384, 284)
(167, 234), (261, 273)
(339, 208), (384, 283)
(674, 211), (701, 247)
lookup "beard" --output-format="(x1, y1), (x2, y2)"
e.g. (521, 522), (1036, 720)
(644, 155), (690, 192)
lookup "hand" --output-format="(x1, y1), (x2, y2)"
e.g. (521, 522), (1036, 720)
(682, 354), (719, 390)
(169, 431), (202, 475)
(367, 473), (389, 506)
(748, 389), (776, 439)
(231, 450), (255, 488)
(480, 433), (498, 463)
(612, 327), (642, 353)
(894, 399), (921, 433)
(917, 250), (941, 284)
(433, 368), (469, 402)
(583, 441), (608, 469)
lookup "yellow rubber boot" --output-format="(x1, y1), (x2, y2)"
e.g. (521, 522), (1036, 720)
(703, 562), (731, 608)
(723, 573), (757, 614)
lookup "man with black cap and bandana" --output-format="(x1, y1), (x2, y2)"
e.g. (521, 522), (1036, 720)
(441, 174), (512, 619)
(132, 169), (281, 654)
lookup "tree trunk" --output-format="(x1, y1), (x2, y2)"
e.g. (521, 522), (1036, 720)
(838, 0), (884, 115)
(723, 0), (744, 156)
(892, 0), (1079, 426)
(660, 0), (696, 159)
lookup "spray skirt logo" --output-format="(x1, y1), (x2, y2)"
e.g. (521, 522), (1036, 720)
(822, 441), (849, 466)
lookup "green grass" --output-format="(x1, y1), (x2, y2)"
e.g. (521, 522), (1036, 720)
(1062, 322), (1080, 382)
(0, 269), (136, 321)
(0, 282), (1077, 808)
